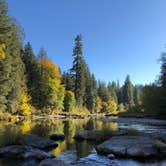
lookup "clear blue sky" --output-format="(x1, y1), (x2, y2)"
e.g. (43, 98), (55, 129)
(7, 0), (166, 85)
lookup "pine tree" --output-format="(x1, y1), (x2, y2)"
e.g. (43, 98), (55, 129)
(98, 81), (110, 102)
(158, 52), (166, 115)
(133, 86), (142, 105)
(0, 0), (25, 113)
(22, 42), (37, 89)
(107, 81), (118, 103)
(84, 73), (98, 112)
(71, 35), (86, 106)
(122, 75), (134, 105)
(62, 72), (74, 91)
(160, 53), (166, 87)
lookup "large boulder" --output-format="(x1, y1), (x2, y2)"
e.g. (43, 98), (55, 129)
(74, 130), (126, 142)
(20, 134), (58, 149)
(39, 158), (69, 166)
(96, 136), (161, 158)
(0, 145), (53, 160)
(50, 134), (65, 141)
(74, 130), (102, 141)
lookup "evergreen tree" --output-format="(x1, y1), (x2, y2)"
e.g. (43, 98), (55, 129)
(98, 81), (110, 102)
(158, 52), (166, 115)
(107, 81), (118, 103)
(62, 72), (74, 91)
(84, 73), (98, 112)
(22, 42), (37, 94)
(71, 35), (86, 106)
(0, 0), (25, 113)
(160, 53), (166, 87)
(122, 75), (134, 105)
(133, 86), (142, 105)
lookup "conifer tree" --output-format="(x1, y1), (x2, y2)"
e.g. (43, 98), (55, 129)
(71, 35), (86, 106)
(62, 72), (74, 91)
(122, 75), (134, 105)
(107, 81), (118, 103)
(0, 0), (25, 113)
(160, 53), (166, 87)
(84, 73), (98, 112)
(98, 81), (110, 102)
(133, 86), (142, 105)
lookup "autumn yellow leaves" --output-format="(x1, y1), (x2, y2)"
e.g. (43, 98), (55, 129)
(0, 43), (6, 59)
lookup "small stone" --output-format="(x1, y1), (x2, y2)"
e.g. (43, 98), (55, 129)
(107, 154), (115, 160)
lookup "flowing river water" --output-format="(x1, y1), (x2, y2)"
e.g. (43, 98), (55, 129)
(0, 117), (165, 166)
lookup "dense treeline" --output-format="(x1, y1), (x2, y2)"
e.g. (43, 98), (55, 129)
(142, 53), (166, 117)
(0, 0), (166, 118)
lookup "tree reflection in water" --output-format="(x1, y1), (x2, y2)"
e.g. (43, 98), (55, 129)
(0, 118), (119, 159)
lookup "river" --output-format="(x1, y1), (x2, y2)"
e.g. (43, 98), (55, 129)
(0, 117), (165, 166)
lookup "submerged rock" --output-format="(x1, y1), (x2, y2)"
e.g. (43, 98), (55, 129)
(20, 134), (58, 149)
(74, 130), (126, 142)
(96, 136), (162, 158)
(74, 130), (102, 141)
(50, 134), (65, 141)
(0, 145), (53, 160)
(39, 158), (69, 166)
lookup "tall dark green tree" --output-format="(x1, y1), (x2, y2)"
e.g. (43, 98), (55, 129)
(160, 53), (166, 87)
(158, 52), (166, 115)
(0, 0), (25, 113)
(84, 73), (98, 112)
(98, 81), (110, 102)
(22, 42), (36, 88)
(62, 72), (74, 91)
(107, 81), (118, 103)
(22, 42), (40, 107)
(133, 86), (142, 105)
(71, 35), (86, 106)
(122, 75), (134, 105)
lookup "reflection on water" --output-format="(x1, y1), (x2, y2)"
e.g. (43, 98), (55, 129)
(0, 118), (165, 166)
(0, 118), (119, 158)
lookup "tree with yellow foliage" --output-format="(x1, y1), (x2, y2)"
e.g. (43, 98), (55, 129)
(0, 44), (6, 59)
(95, 97), (102, 113)
(102, 98), (117, 115)
(18, 87), (31, 116)
(35, 51), (65, 111)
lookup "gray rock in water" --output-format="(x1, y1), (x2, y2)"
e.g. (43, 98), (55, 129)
(39, 158), (69, 166)
(74, 130), (125, 142)
(74, 130), (102, 141)
(50, 134), (65, 141)
(0, 145), (53, 160)
(21, 134), (58, 149)
(107, 154), (115, 160)
(96, 136), (160, 158)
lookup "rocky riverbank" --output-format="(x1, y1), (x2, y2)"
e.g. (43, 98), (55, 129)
(0, 134), (69, 166)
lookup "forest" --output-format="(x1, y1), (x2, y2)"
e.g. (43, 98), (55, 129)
(0, 0), (166, 120)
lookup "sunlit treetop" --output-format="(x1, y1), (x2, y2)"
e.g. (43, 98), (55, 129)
(39, 58), (61, 79)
